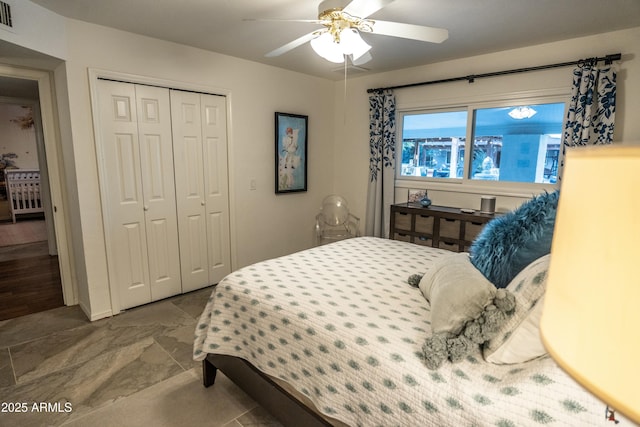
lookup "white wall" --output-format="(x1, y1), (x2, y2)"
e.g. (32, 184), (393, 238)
(0, 104), (38, 168)
(0, 0), (66, 60)
(334, 27), (640, 222)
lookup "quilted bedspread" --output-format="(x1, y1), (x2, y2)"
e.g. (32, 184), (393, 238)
(194, 237), (631, 426)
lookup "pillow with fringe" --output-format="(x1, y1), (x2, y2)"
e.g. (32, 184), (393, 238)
(483, 254), (550, 364)
(418, 253), (496, 336)
(415, 253), (516, 369)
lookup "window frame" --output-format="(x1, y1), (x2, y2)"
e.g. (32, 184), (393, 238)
(398, 106), (468, 181)
(396, 90), (568, 196)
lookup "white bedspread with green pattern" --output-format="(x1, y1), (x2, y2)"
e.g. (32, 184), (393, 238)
(194, 237), (628, 427)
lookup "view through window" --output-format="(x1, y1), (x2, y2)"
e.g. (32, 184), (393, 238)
(399, 102), (565, 184)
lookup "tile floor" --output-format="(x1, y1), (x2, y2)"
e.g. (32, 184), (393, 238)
(0, 287), (283, 427)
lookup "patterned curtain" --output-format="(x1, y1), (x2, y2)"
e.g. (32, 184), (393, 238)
(563, 63), (617, 148)
(365, 91), (396, 238)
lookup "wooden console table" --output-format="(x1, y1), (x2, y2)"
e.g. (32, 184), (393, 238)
(389, 203), (497, 252)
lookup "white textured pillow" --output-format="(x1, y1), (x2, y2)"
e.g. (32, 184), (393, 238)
(483, 254), (550, 364)
(419, 252), (496, 337)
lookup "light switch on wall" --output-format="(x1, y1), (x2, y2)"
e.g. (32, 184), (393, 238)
(250, 179), (257, 190)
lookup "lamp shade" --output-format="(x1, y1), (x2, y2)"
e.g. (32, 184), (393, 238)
(310, 31), (344, 63)
(339, 28), (371, 61)
(540, 145), (640, 423)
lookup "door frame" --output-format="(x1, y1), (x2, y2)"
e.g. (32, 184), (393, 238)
(0, 65), (76, 306)
(88, 68), (236, 315)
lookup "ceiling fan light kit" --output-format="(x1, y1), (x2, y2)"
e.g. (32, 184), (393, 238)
(338, 28), (372, 60)
(261, 0), (449, 65)
(311, 31), (346, 63)
(310, 28), (372, 63)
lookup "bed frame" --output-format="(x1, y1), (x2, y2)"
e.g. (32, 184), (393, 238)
(5, 169), (44, 223)
(203, 355), (334, 426)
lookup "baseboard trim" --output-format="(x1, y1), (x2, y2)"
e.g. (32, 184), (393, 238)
(79, 300), (112, 322)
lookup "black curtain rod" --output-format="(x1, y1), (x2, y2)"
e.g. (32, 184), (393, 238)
(367, 53), (622, 93)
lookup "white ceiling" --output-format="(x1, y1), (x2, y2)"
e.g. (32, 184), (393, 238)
(26, 0), (640, 80)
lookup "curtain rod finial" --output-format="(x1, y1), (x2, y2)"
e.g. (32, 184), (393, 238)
(605, 53), (622, 65)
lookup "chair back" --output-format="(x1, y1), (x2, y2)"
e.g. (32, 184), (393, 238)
(320, 195), (349, 226)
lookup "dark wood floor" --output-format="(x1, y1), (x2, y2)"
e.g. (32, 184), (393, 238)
(0, 244), (63, 321)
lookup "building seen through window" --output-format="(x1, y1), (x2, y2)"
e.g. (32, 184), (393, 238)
(399, 102), (565, 184)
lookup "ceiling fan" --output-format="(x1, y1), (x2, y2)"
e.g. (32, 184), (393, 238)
(255, 0), (449, 65)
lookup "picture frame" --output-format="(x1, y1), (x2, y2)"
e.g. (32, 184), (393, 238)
(407, 189), (427, 203)
(275, 112), (308, 193)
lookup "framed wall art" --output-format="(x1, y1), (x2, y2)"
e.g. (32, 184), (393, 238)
(275, 112), (308, 193)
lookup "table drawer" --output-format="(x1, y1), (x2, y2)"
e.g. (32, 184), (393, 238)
(393, 232), (411, 242)
(394, 212), (412, 230)
(414, 236), (433, 247)
(464, 221), (487, 241)
(439, 218), (461, 239)
(438, 240), (460, 251)
(415, 214), (435, 234)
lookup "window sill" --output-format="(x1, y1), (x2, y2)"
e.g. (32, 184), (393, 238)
(395, 178), (558, 199)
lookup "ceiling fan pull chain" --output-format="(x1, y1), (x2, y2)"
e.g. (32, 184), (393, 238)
(344, 57), (348, 124)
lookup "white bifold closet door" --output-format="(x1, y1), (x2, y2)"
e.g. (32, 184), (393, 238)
(97, 80), (182, 309)
(170, 90), (231, 292)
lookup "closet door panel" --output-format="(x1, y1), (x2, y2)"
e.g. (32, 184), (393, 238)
(140, 134), (164, 198)
(135, 85), (181, 301)
(123, 222), (147, 290)
(186, 214), (208, 274)
(146, 218), (172, 279)
(201, 94), (231, 287)
(97, 80), (151, 309)
(114, 134), (139, 204)
(183, 136), (204, 199)
(171, 90), (209, 291)
(207, 211), (224, 267)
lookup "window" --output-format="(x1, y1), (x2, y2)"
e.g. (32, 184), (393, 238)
(400, 110), (467, 179)
(399, 101), (565, 185)
(471, 103), (564, 184)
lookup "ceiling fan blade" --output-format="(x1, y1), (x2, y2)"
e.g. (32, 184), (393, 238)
(243, 18), (322, 24)
(352, 51), (372, 66)
(265, 31), (319, 57)
(343, 0), (396, 19)
(370, 20), (449, 43)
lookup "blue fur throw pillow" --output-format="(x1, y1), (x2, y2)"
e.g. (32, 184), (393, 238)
(470, 190), (559, 288)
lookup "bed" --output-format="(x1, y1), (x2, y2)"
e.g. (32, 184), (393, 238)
(5, 169), (44, 223)
(194, 232), (634, 426)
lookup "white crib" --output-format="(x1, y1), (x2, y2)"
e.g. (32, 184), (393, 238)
(5, 169), (44, 223)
